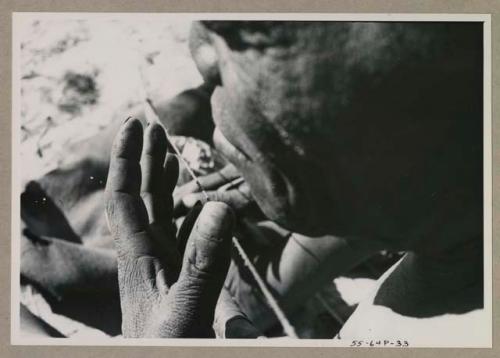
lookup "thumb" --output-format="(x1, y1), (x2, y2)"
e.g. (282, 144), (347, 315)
(164, 202), (234, 337)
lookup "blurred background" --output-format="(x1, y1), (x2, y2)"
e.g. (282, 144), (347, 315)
(19, 17), (201, 183)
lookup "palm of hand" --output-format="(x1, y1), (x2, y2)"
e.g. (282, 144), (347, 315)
(105, 118), (234, 338)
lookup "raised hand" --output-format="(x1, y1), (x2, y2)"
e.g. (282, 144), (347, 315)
(173, 163), (261, 220)
(105, 118), (234, 338)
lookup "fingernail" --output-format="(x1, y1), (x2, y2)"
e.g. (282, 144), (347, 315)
(187, 202), (233, 274)
(195, 202), (234, 242)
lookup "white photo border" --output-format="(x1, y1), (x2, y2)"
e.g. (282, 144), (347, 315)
(11, 12), (493, 348)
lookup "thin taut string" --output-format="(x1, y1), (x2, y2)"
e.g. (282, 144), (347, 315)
(139, 70), (297, 338)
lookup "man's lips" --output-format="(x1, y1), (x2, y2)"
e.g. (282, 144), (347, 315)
(212, 127), (322, 235)
(212, 127), (252, 166)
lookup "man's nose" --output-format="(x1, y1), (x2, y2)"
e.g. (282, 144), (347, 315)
(212, 127), (252, 167)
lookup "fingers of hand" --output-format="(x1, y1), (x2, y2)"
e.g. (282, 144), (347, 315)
(181, 201), (234, 284)
(163, 153), (179, 195)
(106, 118), (149, 238)
(107, 117), (143, 195)
(106, 120), (169, 279)
(182, 183), (253, 212)
(176, 202), (203, 257)
(140, 123), (168, 224)
(173, 164), (240, 213)
(167, 202), (234, 333)
(195, 164), (241, 191)
(104, 119), (158, 335)
(178, 164), (241, 195)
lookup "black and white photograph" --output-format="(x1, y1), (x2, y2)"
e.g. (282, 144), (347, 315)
(11, 13), (492, 347)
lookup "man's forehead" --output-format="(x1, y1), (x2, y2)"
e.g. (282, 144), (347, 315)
(199, 21), (479, 58)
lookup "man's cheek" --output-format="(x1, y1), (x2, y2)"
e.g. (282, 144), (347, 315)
(211, 89), (334, 236)
(212, 127), (291, 224)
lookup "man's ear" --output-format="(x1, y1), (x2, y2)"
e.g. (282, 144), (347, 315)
(189, 22), (221, 87)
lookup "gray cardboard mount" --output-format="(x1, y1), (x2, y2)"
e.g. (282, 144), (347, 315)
(1, 1), (498, 357)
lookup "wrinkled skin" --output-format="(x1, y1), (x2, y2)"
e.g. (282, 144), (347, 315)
(192, 22), (483, 251)
(186, 21), (484, 336)
(105, 119), (240, 337)
(105, 22), (483, 338)
(18, 21), (482, 339)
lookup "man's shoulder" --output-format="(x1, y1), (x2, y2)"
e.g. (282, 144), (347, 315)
(337, 254), (486, 347)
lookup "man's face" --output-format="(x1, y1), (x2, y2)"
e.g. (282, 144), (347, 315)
(190, 22), (483, 244)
